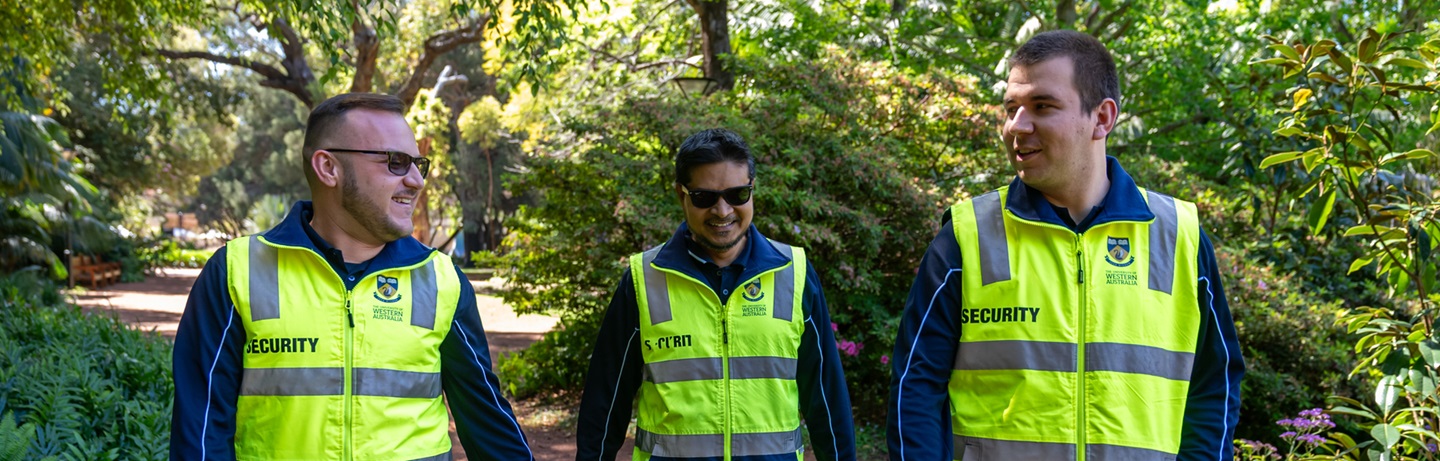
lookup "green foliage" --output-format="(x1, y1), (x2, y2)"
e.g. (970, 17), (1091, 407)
(134, 238), (213, 271)
(1258, 24), (1440, 458)
(1221, 247), (1369, 444)
(0, 272), (173, 460)
(0, 411), (56, 461)
(488, 47), (999, 421)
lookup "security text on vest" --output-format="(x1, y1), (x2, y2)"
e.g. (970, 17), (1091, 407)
(246, 337), (320, 354)
(960, 307), (1040, 324)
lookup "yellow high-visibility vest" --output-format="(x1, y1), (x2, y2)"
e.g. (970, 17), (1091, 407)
(227, 235), (461, 461)
(630, 241), (808, 461)
(947, 186), (1201, 460)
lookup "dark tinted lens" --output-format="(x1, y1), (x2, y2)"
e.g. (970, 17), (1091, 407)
(722, 186), (752, 206)
(688, 190), (721, 208)
(687, 185), (751, 208)
(386, 153), (431, 178)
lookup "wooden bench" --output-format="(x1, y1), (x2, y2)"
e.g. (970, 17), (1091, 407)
(72, 255), (122, 289)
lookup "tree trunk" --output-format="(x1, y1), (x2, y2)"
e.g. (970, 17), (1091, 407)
(1056, 0), (1078, 29)
(685, 0), (734, 92)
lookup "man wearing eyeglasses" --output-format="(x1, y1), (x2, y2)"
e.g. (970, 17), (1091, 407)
(575, 128), (857, 461)
(171, 92), (534, 460)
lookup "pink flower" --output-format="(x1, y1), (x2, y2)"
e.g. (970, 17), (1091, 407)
(830, 322), (838, 332)
(880, 355), (890, 365)
(837, 339), (859, 357)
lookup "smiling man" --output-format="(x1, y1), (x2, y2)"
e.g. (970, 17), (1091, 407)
(575, 128), (857, 461)
(171, 93), (533, 460)
(887, 31), (1244, 460)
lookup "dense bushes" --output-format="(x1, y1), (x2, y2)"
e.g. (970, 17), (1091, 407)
(0, 271), (173, 460)
(486, 48), (1000, 420)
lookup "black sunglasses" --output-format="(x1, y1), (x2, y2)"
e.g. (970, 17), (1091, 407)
(324, 149), (432, 179)
(681, 183), (754, 208)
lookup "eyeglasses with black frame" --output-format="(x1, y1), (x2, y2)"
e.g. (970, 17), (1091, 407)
(680, 182), (754, 208)
(323, 149), (432, 179)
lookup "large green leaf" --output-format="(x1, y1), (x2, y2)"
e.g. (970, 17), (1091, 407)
(1370, 423), (1401, 450)
(1306, 187), (1336, 236)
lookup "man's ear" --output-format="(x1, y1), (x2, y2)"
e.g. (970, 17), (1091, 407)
(674, 182), (687, 204)
(312, 150), (343, 188)
(1092, 98), (1118, 140)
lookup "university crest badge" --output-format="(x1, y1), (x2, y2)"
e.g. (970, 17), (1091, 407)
(742, 280), (765, 302)
(374, 275), (403, 302)
(1105, 236), (1135, 267)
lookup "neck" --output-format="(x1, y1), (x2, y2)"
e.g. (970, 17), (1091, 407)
(1041, 156), (1110, 223)
(309, 206), (386, 263)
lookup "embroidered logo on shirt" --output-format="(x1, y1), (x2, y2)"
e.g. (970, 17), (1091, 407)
(742, 280), (765, 302)
(1105, 236), (1135, 267)
(374, 275), (403, 303)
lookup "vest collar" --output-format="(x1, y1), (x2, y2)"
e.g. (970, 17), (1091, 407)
(261, 200), (434, 270)
(651, 222), (793, 287)
(1004, 156), (1155, 229)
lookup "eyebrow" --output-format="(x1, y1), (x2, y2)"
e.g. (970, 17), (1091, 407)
(1005, 94), (1061, 105)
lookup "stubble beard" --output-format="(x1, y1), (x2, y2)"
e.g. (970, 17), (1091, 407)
(341, 170), (409, 242)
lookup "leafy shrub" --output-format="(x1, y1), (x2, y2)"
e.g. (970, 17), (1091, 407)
(0, 271), (173, 460)
(487, 47), (1001, 422)
(1221, 247), (1369, 444)
(133, 237), (212, 272)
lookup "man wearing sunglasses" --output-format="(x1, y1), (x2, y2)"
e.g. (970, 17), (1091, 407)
(172, 92), (534, 460)
(887, 31), (1243, 460)
(576, 128), (858, 461)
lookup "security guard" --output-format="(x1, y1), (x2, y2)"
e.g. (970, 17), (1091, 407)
(575, 129), (857, 461)
(887, 31), (1244, 460)
(171, 93), (533, 460)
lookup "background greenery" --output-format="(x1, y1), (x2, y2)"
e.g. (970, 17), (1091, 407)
(1, 0), (1437, 457)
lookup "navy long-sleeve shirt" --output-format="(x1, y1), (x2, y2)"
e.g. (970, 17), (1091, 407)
(170, 201), (533, 460)
(887, 158), (1245, 460)
(575, 223), (857, 461)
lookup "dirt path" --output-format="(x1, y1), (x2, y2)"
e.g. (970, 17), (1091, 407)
(70, 268), (627, 461)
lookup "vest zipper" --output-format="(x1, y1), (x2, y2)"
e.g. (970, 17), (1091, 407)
(344, 290), (355, 461)
(721, 296), (733, 460)
(1073, 232), (1087, 461)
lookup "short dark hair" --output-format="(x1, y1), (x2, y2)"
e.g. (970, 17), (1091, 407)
(674, 128), (755, 186)
(1008, 30), (1120, 113)
(301, 93), (408, 183)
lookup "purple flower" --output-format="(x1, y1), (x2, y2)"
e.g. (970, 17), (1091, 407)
(1280, 431), (1297, 440)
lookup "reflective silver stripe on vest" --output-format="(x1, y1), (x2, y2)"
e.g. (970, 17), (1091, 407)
(1089, 443), (1178, 460)
(248, 236), (281, 321)
(410, 261), (438, 330)
(1146, 191), (1178, 295)
(641, 246), (671, 325)
(240, 367), (343, 396)
(972, 192), (1011, 285)
(408, 453), (452, 461)
(955, 341), (1194, 381)
(353, 368), (443, 398)
(952, 436), (1175, 461)
(770, 241), (796, 322)
(730, 356), (798, 380)
(953, 435), (1076, 460)
(733, 428), (804, 456)
(644, 356), (797, 383)
(953, 340), (1077, 372)
(1086, 342), (1194, 382)
(637, 428), (802, 458)
(643, 357), (723, 383)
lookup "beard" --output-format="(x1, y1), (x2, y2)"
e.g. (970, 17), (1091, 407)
(694, 222), (746, 252)
(340, 168), (410, 242)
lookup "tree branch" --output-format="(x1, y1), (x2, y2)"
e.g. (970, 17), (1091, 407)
(349, 0), (380, 93)
(395, 14), (492, 108)
(152, 49), (314, 107)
